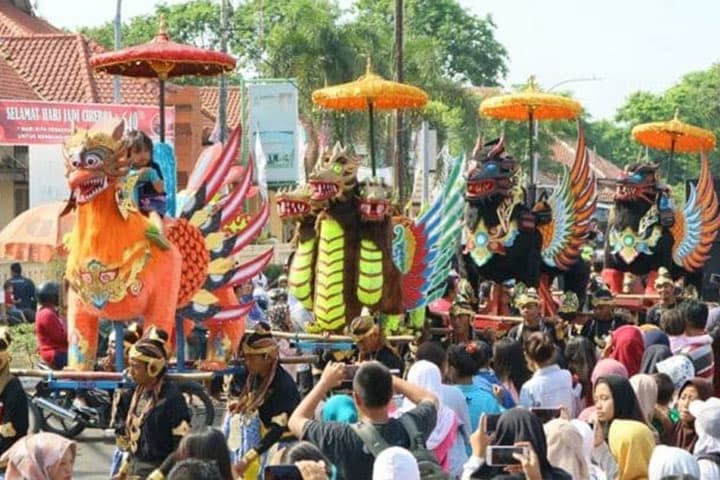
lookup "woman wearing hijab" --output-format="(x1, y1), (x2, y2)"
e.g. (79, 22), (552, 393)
(608, 420), (655, 480)
(226, 323), (301, 479)
(543, 419), (589, 480)
(629, 374), (658, 425)
(673, 378), (713, 452)
(466, 408), (571, 479)
(399, 360), (457, 472)
(648, 445), (700, 480)
(570, 420), (608, 480)
(606, 325), (645, 377)
(591, 375), (646, 479)
(642, 329), (670, 349)
(591, 359), (629, 385)
(692, 397), (720, 480)
(640, 345), (672, 374)
(1, 432), (75, 480)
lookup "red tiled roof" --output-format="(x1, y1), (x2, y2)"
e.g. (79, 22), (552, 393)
(0, 1), (60, 37)
(198, 86), (242, 129)
(0, 52), (37, 99)
(550, 138), (623, 179)
(0, 34), (97, 102)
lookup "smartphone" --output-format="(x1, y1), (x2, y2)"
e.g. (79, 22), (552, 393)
(483, 413), (502, 434)
(485, 445), (527, 466)
(344, 364), (359, 380)
(529, 407), (561, 424)
(264, 465), (303, 480)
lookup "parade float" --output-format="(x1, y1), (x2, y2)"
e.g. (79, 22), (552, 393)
(602, 112), (719, 295)
(61, 121), (271, 370)
(473, 78), (596, 317)
(278, 143), (465, 335)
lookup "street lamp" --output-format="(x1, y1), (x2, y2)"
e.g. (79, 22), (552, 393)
(532, 76), (602, 188)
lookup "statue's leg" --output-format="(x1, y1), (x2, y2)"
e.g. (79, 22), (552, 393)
(67, 289), (98, 370)
(645, 270), (659, 295)
(143, 251), (182, 344)
(601, 268), (624, 294)
(538, 273), (557, 317)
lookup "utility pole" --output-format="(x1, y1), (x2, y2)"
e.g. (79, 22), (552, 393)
(393, 0), (404, 201)
(113, 0), (122, 103)
(218, 0), (228, 142)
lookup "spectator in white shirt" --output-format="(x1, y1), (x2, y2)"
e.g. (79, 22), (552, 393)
(519, 332), (576, 415)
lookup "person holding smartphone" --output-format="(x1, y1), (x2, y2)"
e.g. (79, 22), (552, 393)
(461, 409), (571, 480)
(289, 361), (438, 480)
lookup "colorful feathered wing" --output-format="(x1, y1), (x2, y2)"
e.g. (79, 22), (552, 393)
(670, 152), (720, 271)
(539, 129), (596, 270)
(393, 156), (466, 311)
(174, 126), (273, 324)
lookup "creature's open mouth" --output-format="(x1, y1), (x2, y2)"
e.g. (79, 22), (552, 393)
(309, 181), (340, 200)
(466, 179), (497, 198)
(277, 199), (311, 219)
(75, 176), (109, 204)
(359, 200), (389, 221)
(615, 183), (653, 201)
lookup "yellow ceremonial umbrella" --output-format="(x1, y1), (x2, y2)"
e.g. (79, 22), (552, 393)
(632, 110), (716, 178)
(311, 59), (429, 175)
(479, 76), (583, 186)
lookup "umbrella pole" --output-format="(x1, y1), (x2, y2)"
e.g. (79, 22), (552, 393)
(369, 100), (376, 176)
(159, 79), (166, 143)
(528, 111), (536, 204)
(667, 136), (676, 181)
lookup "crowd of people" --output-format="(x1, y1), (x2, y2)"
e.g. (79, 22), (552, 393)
(0, 129), (719, 479)
(0, 258), (720, 479)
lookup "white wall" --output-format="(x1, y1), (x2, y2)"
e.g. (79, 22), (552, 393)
(28, 145), (69, 207)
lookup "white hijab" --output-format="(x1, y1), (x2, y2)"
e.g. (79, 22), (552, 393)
(399, 360), (456, 449)
(372, 446), (420, 480)
(648, 445), (700, 480)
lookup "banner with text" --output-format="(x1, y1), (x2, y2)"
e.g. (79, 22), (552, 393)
(0, 100), (175, 145)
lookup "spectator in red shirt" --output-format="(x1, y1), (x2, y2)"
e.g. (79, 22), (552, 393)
(34, 282), (68, 369)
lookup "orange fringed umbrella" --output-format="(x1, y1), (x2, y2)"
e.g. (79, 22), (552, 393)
(0, 202), (75, 262)
(479, 76), (582, 185)
(312, 59), (428, 175)
(632, 111), (716, 154)
(632, 111), (716, 178)
(90, 16), (236, 142)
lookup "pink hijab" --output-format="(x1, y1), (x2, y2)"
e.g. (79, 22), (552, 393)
(591, 358), (629, 385)
(1, 433), (76, 480)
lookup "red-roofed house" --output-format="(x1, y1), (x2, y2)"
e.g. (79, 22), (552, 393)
(0, 0), (233, 225)
(549, 137), (622, 204)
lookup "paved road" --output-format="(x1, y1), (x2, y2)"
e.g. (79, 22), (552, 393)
(74, 429), (116, 480)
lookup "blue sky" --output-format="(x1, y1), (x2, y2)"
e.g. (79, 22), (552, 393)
(35, 0), (720, 120)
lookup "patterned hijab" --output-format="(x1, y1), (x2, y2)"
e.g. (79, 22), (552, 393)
(1, 432), (76, 480)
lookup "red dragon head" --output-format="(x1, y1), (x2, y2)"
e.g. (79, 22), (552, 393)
(615, 163), (659, 203)
(276, 184), (327, 221)
(466, 135), (518, 204)
(358, 177), (393, 222)
(62, 118), (129, 206)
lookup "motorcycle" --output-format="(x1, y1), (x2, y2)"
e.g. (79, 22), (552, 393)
(29, 363), (215, 439)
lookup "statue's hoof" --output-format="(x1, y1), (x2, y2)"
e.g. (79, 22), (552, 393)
(197, 360), (227, 371)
